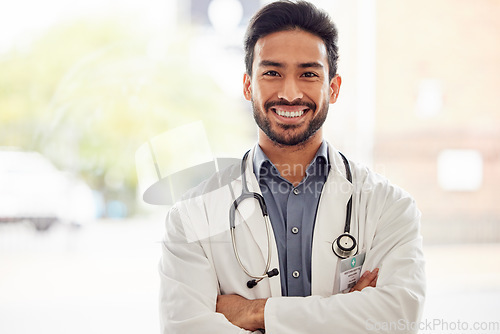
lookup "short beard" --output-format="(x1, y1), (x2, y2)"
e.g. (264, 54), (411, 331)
(252, 99), (328, 146)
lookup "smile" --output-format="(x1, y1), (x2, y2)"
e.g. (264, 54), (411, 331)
(272, 108), (307, 118)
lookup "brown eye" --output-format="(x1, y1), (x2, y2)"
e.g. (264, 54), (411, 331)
(302, 72), (318, 78)
(264, 70), (280, 77)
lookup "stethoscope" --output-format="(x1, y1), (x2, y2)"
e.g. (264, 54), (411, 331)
(229, 150), (357, 289)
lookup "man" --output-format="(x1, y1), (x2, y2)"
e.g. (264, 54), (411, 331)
(159, 1), (425, 333)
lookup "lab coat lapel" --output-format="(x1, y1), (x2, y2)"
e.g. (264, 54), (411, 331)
(311, 148), (354, 296)
(232, 147), (281, 297)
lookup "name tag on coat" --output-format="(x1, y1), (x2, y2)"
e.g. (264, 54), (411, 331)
(338, 252), (366, 292)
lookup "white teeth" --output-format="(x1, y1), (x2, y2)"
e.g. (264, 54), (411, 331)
(274, 109), (305, 118)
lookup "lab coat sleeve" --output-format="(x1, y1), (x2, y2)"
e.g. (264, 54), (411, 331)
(159, 204), (256, 334)
(264, 186), (426, 333)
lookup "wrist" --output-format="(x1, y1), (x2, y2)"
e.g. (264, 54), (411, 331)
(251, 298), (267, 329)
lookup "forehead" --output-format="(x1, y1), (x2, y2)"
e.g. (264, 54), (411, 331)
(253, 29), (328, 68)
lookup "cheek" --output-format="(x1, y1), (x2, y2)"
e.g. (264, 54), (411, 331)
(303, 86), (329, 105)
(250, 84), (269, 104)
(319, 85), (333, 103)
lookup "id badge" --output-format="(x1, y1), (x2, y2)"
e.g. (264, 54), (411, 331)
(338, 252), (365, 293)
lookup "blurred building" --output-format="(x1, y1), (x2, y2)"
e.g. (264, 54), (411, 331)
(375, 0), (500, 243)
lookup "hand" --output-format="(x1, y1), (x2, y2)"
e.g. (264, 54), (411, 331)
(216, 294), (267, 331)
(350, 268), (379, 292)
(216, 269), (378, 330)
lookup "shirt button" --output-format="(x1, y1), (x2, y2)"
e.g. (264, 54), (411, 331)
(293, 188), (300, 195)
(292, 270), (300, 278)
(291, 227), (299, 234)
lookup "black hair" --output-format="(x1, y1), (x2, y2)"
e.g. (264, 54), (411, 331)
(244, 0), (339, 80)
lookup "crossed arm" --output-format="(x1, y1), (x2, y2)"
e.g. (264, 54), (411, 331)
(216, 268), (379, 332)
(161, 183), (425, 333)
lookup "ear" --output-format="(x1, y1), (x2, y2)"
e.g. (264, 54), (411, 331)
(329, 75), (342, 104)
(243, 73), (252, 101)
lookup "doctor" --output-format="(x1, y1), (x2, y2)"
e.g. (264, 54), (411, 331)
(159, 1), (425, 333)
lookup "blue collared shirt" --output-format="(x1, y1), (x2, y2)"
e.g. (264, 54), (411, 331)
(253, 142), (329, 296)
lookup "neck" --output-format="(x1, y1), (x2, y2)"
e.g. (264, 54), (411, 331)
(258, 130), (323, 186)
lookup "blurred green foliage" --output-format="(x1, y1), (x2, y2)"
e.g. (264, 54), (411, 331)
(0, 18), (252, 215)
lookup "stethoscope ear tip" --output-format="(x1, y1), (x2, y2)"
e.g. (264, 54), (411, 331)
(247, 280), (258, 289)
(267, 268), (279, 278)
(246, 268), (279, 289)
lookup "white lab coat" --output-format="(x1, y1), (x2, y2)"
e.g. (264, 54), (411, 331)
(159, 144), (426, 333)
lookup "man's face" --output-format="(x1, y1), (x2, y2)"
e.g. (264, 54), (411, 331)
(243, 29), (341, 147)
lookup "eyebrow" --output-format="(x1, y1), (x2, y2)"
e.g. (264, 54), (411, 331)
(258, 60), (324, 69)
(299, 62), (324, 69)
(259, 60), (283, 68)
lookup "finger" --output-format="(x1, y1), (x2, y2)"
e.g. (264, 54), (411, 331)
(370, 268), (379, 285)
(350, 268), (379, 292)
(350, 271), (372, 292)
(349, 271), (370, 292)
(366, 270), (378, 288)
(360, 269), (377, 285)
(370, 275), (378, 287)
(369, 268), (379, 284)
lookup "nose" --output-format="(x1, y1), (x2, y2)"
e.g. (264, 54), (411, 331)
(277, 77), (303, 102)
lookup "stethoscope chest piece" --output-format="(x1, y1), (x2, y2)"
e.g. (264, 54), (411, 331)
(332, 233), (358, 259)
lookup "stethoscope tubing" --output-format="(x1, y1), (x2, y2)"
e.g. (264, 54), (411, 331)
(229, 151), (275, 282)
(229, 149), (358, 288)
(230, 215), (274, 281)
(338, 151), (353, 233)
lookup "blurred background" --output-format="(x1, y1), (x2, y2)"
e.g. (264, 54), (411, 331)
(1, 0), (499, 333)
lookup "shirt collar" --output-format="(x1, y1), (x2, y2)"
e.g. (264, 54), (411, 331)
(253, 144), (272, 181)
(253, 140), (330, 180)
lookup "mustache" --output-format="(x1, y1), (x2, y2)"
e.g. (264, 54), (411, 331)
(264, 99), (316, 111)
